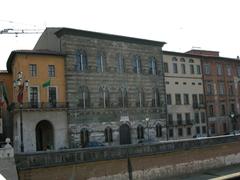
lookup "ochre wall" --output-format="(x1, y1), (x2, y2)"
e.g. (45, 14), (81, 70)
(11, 54), (65, 103)
(18, 141), (240, 180)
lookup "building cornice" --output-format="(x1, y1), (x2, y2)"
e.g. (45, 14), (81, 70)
(55, 28), (166, 47)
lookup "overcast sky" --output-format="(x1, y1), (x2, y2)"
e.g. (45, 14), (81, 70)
(0, 0), (239, 70)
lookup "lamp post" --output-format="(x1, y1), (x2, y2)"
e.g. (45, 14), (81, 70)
(13, 72), (29, 152)
(229, 112), (237, 134)
(146, 117), (150, 142)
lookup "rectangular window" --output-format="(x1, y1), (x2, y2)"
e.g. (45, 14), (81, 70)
(195, 112), (200, 124)
(190, 64), (194, 74)
(220, 104), (225, 116)
(231, 103), (235, 113)
(201, 112), (206, 123)
(177, 113), (182, 125)
(168, 114), (173, 126)
(202, 126), (206, 134)
(181, 64), (186, 74)
(226, 65), (232, 76)
(211, 124), (216, 134)
(183, 94), (189, 105)
(228, 84), (234, 96)
(48, 65), (55, 77)
(192, 94), (198, 106)
(169, 129), (174, 138)
(175, 94), (181, 105)
(29, 64), (37, 77)
(30, 87), (38, 108)
(48, 87), (57, 107)
(208, 105), (214, 117)
(173, 63), (178, 73)
(164, 62), (169, 73)
(187, 127), (191, 136)
(185, 113), (191, 125)
(166, 94), (172, 105)
(196, 65), (201, 74)
(178, 128), (183, 136)
(204, 64), (211, 75)
(206, 82), (214, 95)
(199, 94), (204, 105)
(219, 82), (225, 95)
(223, 123), (227, 133)
(216, 64), (222, 75)
(237, 65), (240, 77)
(196, 126), (200, 134)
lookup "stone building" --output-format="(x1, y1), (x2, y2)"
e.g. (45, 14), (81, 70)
(163, 51), (207, 139)
(6, 50), (68, 152)
(34, 27), (167, 147)
(187, 50), (240, 135)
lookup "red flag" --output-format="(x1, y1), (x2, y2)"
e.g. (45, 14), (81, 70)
(17, 84), (24, 104)
(0, 96), (4, 107)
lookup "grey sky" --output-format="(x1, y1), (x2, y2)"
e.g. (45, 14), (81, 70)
(0, 0), (239, 70)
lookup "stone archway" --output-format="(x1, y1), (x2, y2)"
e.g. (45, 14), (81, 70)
(36, 120), (54, 151)
(119, 124), (131, 145)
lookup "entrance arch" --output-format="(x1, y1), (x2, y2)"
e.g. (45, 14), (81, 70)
(119, 124), (131, 145)
(36, 120), (54, 151)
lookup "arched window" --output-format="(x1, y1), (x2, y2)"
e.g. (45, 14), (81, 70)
(132, 55), (141, 74)
(136, 88), (145, 107)
(80, 128), (89, 147)
(78, 86), (90, 108)
(137, 125), (144, 139)
(152, 88), (160, 107)
(99, 87), (110, 108)
(118, 88), (128, 108)
(116, 53), (125, 73)
(104, 127), (113, 142)
(156, 123), (162, 137)
(96, 52), (106, 73)
(148, 57), (157, 75)
(76, 50), (88, 71)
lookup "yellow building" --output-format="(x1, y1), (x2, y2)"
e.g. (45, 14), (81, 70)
(7, 50), (66, 106)
(6, 50), (68, 152)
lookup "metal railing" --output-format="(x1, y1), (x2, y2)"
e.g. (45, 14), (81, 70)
(14, 102), (68, 110)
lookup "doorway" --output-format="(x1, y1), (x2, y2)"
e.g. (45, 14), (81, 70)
(36, 120), (54, 151)
(119, 124), (131, 145)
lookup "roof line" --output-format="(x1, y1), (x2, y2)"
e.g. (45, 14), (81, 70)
(6, 50), (65, 73)
(55, 28), (166, 47)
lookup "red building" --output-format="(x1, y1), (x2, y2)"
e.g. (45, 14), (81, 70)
(187, 50), (240, 135)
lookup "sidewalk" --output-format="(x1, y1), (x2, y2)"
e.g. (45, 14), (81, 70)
(168, 164), (240, 180)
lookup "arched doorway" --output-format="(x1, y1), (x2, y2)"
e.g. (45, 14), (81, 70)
(36, 120), (54, 151)
(119, 124), (131, 145)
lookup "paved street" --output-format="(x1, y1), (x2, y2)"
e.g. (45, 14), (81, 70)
(166, 164), (240, 180)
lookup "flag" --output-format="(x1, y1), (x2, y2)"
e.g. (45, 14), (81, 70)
(0, 85), (4, 107)
(17, 84), (24, 104)
(42, 80), (51, 88)
(2, 84), (9, 106)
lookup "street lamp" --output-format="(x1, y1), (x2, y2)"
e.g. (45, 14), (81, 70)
(229, 112), (237, 134)
(13, 72), (29, 152)
(145, 117), (150, 141)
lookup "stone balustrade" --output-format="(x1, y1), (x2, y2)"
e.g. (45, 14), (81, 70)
(15, 134), (240, 170)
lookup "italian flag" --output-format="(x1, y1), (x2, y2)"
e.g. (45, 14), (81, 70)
(42, 80), (51, 88)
